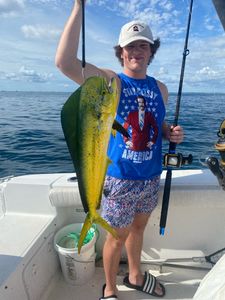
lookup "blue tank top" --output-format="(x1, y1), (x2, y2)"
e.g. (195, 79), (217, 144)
(107, 73), (166, 180)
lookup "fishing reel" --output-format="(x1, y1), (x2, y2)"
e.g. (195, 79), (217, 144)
(164, 152), (193, 168)
(206, 119), (225, 190)
(215, 119), (225, 166)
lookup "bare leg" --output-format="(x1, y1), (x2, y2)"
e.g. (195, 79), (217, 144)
(103, 227), (130, 297)
(125, 213), (150, 285)
(125, 213), (164, 296)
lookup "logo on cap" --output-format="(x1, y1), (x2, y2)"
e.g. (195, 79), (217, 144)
(133, 25), (139, 32)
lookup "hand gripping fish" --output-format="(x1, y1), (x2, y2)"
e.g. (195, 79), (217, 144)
(61, 76), (129, 253)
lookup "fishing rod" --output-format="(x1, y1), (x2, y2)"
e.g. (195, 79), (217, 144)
(81, 0), (86, 75)
(159, 0), (194, 235)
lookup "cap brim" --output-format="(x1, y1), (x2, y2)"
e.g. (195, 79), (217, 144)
(119, 36), (154, 47)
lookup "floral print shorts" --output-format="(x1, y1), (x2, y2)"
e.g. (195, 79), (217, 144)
(101, 175), (160, 228)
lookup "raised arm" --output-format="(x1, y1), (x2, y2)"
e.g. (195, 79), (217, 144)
(55, 0), (116, 85)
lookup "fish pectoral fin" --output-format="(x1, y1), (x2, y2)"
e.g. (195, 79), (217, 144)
(111, 128), (117, 137)
(112, 119), (130, 138)
(78, 213), (92, 254)
(94, 214), (118, 239)
(107, 157), (112, 166)
(107, 77), (115, 94)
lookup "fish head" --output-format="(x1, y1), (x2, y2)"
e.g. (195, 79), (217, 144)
(81, 76), (119, 129)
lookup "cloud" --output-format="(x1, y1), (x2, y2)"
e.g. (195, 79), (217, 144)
(154, 66), (168, 76)
(21, 24), (61, 40)
(204, 16), (215, 31)
(159, 0), (173, 11)
(27, 0), (71, 6)
(29, 0), (55, 3)
(86, 28), (112, 46)
(1, 66), (53, 83)
(190, 35), (225, 64)
(19, 66), (53, 82)
(197, 66), (217, 76)
(88, 0), (183, 40)
(0, 0), (25, 16)
(194, 66), (225, 84)
(3, 72), (20, 81)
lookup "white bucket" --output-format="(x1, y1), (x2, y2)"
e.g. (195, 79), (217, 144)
(54, 223), (96, 286)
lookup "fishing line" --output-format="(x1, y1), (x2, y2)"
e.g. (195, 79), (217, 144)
(159, 0), (194, 235)
(81, 0), (86, 79)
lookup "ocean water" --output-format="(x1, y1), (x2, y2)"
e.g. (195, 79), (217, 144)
(0, 91), (224, 178)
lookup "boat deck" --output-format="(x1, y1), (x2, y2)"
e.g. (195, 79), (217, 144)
(1, 170), (224, 300)
(42, 262), (210, 300)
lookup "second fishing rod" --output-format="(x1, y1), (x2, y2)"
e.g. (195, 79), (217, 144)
(159, 0), (194, 235)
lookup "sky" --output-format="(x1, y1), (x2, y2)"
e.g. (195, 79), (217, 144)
(0, 0), (225, 93)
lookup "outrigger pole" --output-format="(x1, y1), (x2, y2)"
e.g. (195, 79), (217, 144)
(159, 0), (194, 235)
(212, 0), (225, 31)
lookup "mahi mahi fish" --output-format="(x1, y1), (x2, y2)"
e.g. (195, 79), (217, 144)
(61, 76), (122, 253)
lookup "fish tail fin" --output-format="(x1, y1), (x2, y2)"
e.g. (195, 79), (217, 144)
(78, 212), (118, 254)
(78, 213), (92, 254)
(94, 213), (118, 239)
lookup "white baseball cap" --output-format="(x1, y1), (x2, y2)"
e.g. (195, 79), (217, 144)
(118, 20), (154, 47)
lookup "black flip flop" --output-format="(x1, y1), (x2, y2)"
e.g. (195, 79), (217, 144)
(99, 284), (118, 300)
(123, 271), (165, 297)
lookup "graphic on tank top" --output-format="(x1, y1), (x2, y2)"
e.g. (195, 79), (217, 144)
(123, 95), (158, 153)
(107, 73), (165, 179)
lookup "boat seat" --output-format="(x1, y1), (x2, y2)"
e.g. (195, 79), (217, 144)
(49, 174), (83, 208)
(49, 187), (82, 207)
